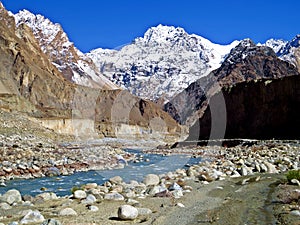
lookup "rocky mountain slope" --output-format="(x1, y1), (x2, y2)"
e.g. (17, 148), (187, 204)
(88, 25), (239, 101)
(13, 9), (118, 90)
(164, 39), (300, 140)
(0, 3), (182, 142)
(187, 75), (300, 141)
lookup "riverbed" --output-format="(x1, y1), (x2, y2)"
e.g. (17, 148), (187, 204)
(0, 149), (202, 196)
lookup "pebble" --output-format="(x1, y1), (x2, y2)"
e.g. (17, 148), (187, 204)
(118, 205), (138, 220)
(291, 179), (300, 186)
(176, 203), (185, 208)
(88, 205), (99, 212)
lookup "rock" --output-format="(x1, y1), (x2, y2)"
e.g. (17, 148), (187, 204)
(73, 190), (87, 199)
(0, 202), (12, 210)
(168, 182), (182, 191)
(143, 174), (160, 186)
(126, 198), (139, 205)
(291, 179), (300, 186)
(147, 185), (167, 195)
(59, 208), (78, 216)
(231, 170), (241, 178)
(104, 192), (125, 201)
(137, 207), (152, 216)
(81, 194), (96, 204)
(45, 167), (60, 176)
(118, 205), (138, 220)
(176, 203), (185, 207)
(154, 190), (172, 198)
(171, 189), (183, 198)
(20, 210), (45, 224)
(83, 183), (98, 190)
(0, 189), (22, 205)
(109, 176), (123, 184)
(8, 222), (18, 225)
(88, 205), (99, 212)
(240, 167), (248, 176)
(260, 163), (268, 172)
(36, 192), (58, 201)
(264, 162), (278, 173)
(41, 219), (62, 225)
(290, 210), (300, 216)
(110, 185), (123, 193)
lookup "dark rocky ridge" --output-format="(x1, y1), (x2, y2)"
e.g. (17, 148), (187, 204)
(186, 75), (300, 141)
(164, 39), (300, 141)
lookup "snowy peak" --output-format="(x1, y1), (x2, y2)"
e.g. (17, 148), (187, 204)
(141, 24), (188, 44)
(223, 38), (277, 66)
(262, 38), (288, 55)
(263, 34), (300, 72)
(14, 9), (118, 90)
(88, 24), (239, 101)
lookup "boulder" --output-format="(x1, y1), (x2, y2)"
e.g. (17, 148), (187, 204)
(59, 208), (78, 216)
(109, 176), (123, 184)
(0, 189), (22, 205)
(20, 210), (45, 224)
(104, 192), (124, 201)
(143, 174), (160, 186)
(81, 194), (96, 204)
(73, 190), (87, 199)
(0, 202), (12, 210)
(36, 192), (58, 201)
(118, 205), (138, 220)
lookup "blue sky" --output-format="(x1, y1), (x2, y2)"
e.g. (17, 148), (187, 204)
(1, 0), (299, 53)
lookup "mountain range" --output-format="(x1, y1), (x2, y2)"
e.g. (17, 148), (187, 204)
(1, 2), (299, 142)
(0, 3), (182, 143)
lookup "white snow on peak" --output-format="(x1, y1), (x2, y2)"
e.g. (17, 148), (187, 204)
(88, 24), (240, 101)
(15, 10), (62, 45)
(13, 9), (118, 90)
(260, 38), (288, 54)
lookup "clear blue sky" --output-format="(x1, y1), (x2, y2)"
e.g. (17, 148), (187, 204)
(1, 0), (299, 53)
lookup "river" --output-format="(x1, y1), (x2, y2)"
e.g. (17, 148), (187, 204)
(0, 149), (202, 196)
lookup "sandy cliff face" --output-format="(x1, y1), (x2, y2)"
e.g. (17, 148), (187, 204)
(0, 4), (183, 142)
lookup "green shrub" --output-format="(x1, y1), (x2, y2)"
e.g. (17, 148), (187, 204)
(286, 170), (300, 183)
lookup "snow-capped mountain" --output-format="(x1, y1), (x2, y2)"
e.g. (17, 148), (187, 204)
(88, 25), (239, 101)
(261, 38), (288, 54)
(13, 10), (118, 90)
(262, 35), (300, 71)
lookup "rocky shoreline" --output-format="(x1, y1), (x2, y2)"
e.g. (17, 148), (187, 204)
(0, 140), (299, 224)
(0, 134), (136, 182)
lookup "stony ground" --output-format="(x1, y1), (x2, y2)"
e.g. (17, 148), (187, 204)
(0, 139), (299, 224)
